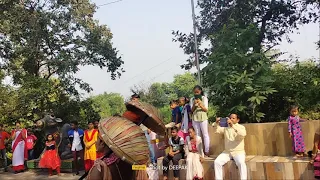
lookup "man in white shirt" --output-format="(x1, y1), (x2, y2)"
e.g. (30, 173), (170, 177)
(68, 121), (85, 175)
(213, 114), (247, 180)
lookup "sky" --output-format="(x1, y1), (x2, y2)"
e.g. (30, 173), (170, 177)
(76, 0), (320, 99)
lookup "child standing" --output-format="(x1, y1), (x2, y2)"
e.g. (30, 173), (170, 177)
(179, 97), (192, 140)
(84, 121), (98, 172)
(162, 126), (184, 180)
(39, 134), (61, 176)
(288, 106), (306, 157)
(26, 129), (37, 160)
(165, 100), (182, 129)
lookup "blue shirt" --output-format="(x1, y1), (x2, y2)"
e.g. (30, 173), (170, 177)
(172, 107), (182, 124)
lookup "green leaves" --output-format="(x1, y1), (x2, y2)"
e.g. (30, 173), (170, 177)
(0, 0), (123, 96)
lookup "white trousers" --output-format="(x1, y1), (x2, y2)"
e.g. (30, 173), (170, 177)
(192, 120), (210, 153)
(214, 152), (247, 180)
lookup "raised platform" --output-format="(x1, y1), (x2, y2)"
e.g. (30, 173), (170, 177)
(157, 155), (314, 180)
(208, 120), (320, 156)
(26, 158), (77, 172)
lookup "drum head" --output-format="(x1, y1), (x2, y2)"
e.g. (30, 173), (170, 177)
(125, 101), (166, 136)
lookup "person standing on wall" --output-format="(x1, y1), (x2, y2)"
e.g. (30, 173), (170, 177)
(190, 85), (210, 156)
(68, 121), (85, 175)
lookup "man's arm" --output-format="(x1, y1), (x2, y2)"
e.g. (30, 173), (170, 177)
(233, 125), (246, 139)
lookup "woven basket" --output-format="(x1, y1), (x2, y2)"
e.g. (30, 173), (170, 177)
(98, 116), (150, 165)
(125, 101), (166, 136)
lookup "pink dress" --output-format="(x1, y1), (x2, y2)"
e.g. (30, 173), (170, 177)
(288, 116), (305, 153)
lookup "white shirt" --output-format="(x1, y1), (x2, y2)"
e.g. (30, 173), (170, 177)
(71, 131), (83, 151)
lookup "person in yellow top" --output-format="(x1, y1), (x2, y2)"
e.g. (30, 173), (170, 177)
(84, 121), (98, 172)
(213, 114), (247, 180)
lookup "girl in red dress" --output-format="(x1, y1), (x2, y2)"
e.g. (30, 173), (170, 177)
(39, 134), (61, 176)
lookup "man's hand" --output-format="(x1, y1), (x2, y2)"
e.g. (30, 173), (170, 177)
(216, 117), (221, 124)
(168, 152), (174, 157)
(200, 157), (204, 163)
(289, 133), (292, 138)
(227, 119), (233, 127)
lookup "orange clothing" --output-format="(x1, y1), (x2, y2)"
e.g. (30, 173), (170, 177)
(0, 131), (10, 150)
(84, 129), (98, 161)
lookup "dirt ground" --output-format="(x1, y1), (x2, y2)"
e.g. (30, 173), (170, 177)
(0, 170), (83, 180)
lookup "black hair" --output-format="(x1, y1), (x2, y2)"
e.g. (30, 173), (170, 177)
(88, 121), (94, 125)
(0, 124), (3, 128)
(193, 85), (204, 96)
(15, 121), (21, 125)
(71, 121), (78, 126)
(131, 93), (140, 99)
(290, 105), (299, 112)
(113, 113), (121, 117)
(229, 113), (240, 119)
(171, 126), (179, 132)
(46, 134), (55, 141)
(188, 126), (195, 132)
(169, 99), (179, 105)
(179, 97), (190, 104)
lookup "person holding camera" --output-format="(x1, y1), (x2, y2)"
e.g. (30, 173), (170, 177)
(213, 114), (247, 180)
(190, 85), (210, 157)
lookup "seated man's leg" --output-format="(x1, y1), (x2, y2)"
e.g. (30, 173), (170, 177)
(233, 153), (247, 180)
(162, 155), (173, 178)
(172, 153), (183, 179)
(214, 152), (230, 180)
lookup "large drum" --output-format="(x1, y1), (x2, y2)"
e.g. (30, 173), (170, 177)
(98, 116), (150, 165)
(125, 101), (166, 136)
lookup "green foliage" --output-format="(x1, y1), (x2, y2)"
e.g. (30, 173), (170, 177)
(0, 0), (123, 96)
(172, 0), (319, 69)
(203, 21), (276, 122)
(262, 59), (320, 121)
(90, 93), (126, 119)
(173, 0), (319, 123)
(132, 72), (217, 122)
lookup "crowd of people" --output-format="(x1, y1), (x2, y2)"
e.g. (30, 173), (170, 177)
(0, 119), (102, 176)
(161, 85), (320, 180)
(0, 85), (319, 180)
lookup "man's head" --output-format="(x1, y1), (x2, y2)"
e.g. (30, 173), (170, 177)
(70, 121), (78, 130)
(94, 120), (99, 129)
(229, 114), (240, 124)
(169, 100), (178, 109)
(171, 126), (179, 137)
(131, 94), (140, 101)
(27, 128), (32, 135)
(88, 121), (94, 130)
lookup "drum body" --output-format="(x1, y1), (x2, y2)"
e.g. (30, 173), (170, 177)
(98, 116), (150, 165)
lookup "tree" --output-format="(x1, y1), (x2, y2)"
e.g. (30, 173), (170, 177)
(173, 0), (319, 69)
(90, 93), (126, 119)
(203, 22), (277, 122)
(0, 0), (124, 96)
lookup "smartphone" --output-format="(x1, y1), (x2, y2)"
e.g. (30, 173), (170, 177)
(194, 94), (202, 100)
(220, 117), (228, 127)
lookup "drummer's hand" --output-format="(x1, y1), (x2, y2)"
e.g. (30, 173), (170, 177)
(147, 129), (151, 134)
(169, 152), (174, 157)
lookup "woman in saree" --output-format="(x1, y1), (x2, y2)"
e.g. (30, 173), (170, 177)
(11, 121), (28, 173)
